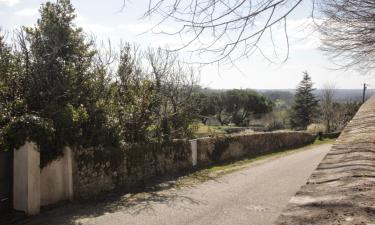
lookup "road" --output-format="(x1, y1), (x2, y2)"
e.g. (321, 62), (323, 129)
(22, 143), (332, 225)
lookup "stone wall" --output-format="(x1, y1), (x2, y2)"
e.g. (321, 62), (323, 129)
(274, 96), (375, 225)
(196, 131), (315, 166)
(73, 132), (315, 199)
(73, 140), (192, 199)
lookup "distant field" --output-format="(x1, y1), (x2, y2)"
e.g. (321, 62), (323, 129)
(192, 123), (243, 138)
(192, 123), (268, 138)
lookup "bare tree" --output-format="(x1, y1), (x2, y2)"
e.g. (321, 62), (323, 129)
(319, 0), (375, 72)
(320, 82), (335, 132)
(141, 0), (309, 64)
(147, 47), (199, 140)
(113, 44), (198, 143)
(126, 0), (375, 72)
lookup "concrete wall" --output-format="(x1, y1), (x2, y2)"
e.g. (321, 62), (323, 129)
(274, 96), (375, 225)
(13, 142), (40, 215)
(73, 131), (315, 199)
(13, 144), (73, 215)
(40, 147), (73, 206)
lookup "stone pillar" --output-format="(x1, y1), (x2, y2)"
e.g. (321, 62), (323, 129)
(190, 139), (198, 167)
(13, 142), (40, 215)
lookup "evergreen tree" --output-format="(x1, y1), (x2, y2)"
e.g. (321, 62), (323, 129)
(24, 0), (95, 111)
(290, 71), (319, 130)
(3, 0), (119, 165)
(0, 33), (23, 143)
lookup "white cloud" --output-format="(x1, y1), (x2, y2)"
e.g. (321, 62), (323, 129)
(75, 13), (87, 23)
(81, 23), (115, 34)
(15, 8), (38, 17)
(118, 22), (176, 35)
(0, 0), (19, 7)
(75, 14), (117, 34)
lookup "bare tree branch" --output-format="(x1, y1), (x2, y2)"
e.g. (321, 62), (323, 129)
(319, 0), (375, 73)
(138, 0), (305, 64)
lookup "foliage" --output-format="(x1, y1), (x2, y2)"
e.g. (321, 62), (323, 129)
(193, 89), (273, 126)
(192, 123), (234, 138)
(111, 45), (198, 144)
(289, 71), (319, 130)
(0, 0), (198, 167)
(324, 101), (361, 131)
(260, 91), (294, 109)
(192, 92), (222, 124)
(146, 47), (198, 142)
(0, 31), (28, 151)
(265, 120), (285, 132)
(307, 123), (326, 134)
(111, 44), (159, 143)
(0, 1), (113, 166)
(319, 84), (335, 132)
(1, 0), (364, 168)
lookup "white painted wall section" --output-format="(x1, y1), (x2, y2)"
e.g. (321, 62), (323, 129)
(13, 142), (40, 215)
(190, 139), (198, 167)
(40, 147), (73, 206)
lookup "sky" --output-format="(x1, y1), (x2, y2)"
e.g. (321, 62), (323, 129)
(1, 0), (374, 89)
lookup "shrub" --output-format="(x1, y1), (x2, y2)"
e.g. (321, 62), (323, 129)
(265, 120), (285, 131)
(307, 123), (326, 134)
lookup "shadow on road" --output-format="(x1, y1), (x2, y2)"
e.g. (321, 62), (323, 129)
(15, 176), (206, 225)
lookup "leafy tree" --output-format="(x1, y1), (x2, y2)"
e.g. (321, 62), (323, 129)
(193, 92), (224, 124)
(0, 0), (212, 168)
(193, 90), (272, 126)
(290, 71), (319, 130)
(112, 44), (158, 143)
(0, 32), (26, 149)
(2, 0), (119, 165)
(0, 32), (20, 120)
(223, 90), (272, 126)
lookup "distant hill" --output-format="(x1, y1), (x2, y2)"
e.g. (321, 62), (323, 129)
(258, 89), (375, 102)
(195, 88), (374, 104)
(314, 89), (375, 101)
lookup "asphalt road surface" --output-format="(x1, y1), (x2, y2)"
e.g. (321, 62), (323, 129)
(22, 143), (332, 225)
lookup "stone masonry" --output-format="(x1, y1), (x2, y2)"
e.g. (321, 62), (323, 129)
(274, 96), (375, 225)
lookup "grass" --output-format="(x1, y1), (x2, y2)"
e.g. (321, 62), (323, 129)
(313, 138), (337, 145)
(192, 123), (236, 138)
(174, 138), (336, 188)
(110, 137), (336, 203)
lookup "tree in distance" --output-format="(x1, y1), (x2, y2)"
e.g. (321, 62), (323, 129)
(290, 71), (319, 130)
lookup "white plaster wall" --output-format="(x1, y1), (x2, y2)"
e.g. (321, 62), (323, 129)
(28, 145), (40, 214)
(40, 147), (73, 206)
(13, 142), (40, 215)
(13, 143), (28, 212)
(190, 139), (197, 166)
(14, 143), (73, 214)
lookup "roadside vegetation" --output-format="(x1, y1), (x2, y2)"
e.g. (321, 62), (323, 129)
(174, 138), (336, 187)
(0, 0), (361, 167)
